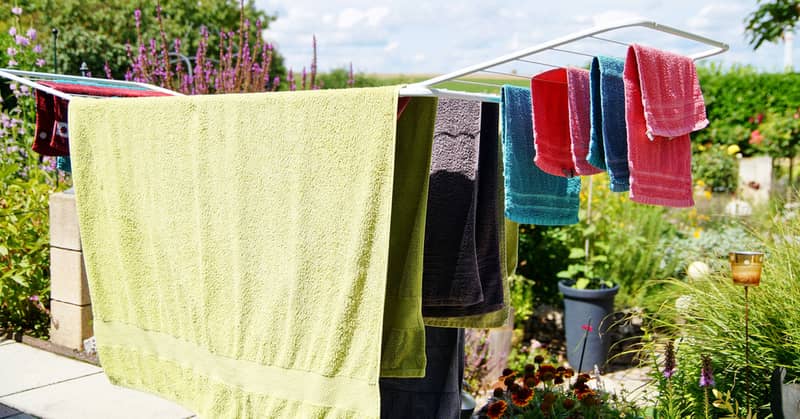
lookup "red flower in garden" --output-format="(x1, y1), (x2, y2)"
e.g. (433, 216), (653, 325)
(486, 400), (507, 419)
(563, 398), (576, 410)
(537, 364), (557, 382)
(750, 129), (764, 145)
(511, 386), (534, 407)
(581, 324), (593, 332)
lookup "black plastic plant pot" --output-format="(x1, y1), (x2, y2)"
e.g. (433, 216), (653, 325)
(558, 280), (619, 373)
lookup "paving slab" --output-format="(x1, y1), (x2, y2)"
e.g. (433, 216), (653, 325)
(0, 373), (195, 419)
(0, 343), (101, 396)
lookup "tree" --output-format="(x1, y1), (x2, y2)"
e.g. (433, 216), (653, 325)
(745, 0), (800, 49)
(5, 0), (284, 79)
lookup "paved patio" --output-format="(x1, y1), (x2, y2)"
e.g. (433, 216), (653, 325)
(0, 338), (195, 419)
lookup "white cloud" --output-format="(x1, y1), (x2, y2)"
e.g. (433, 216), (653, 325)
(255, 0), (792, 74)
(384, 41), (399, 52)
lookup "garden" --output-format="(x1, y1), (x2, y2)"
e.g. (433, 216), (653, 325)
(3, 1), (800, 418)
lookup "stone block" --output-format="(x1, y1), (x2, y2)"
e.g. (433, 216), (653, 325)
(50, 247), (91, 306)
(49, 192), (81, 251)
(49, 301), (93, 351)
(739, 156), (772, 205)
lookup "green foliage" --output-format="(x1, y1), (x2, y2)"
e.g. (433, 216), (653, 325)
(550, 175), (681, 306)
(516, 224), (571, 306)
(696, 66), (800, 157)
(9, 0), (285, 78)
(641, 210), (800, 418)
(745, 0), (800, 50)
(693, 144), (740, 193)
(756, 109), (800, 158)
(0, 10), (64, 337)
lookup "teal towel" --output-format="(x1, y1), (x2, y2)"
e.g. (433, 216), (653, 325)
(501, 85), (581, 225)
(589, 56), (629, 192)
(57, 156), (72, 173)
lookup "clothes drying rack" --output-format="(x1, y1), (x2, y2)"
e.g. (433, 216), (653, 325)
(398, 18), (728, 102)
(0, 18), (726, 102)
(0, 68), (183, 99)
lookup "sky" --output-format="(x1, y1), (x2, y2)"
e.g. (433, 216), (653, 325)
(254, 0), (799, 76)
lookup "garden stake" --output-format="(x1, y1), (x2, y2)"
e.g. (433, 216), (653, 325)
(729, 250), (764, 416)
(577, 316), (591, 373)
(745, 285), (750, 415)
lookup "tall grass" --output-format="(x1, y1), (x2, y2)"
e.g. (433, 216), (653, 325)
(641, 212), (800, 417)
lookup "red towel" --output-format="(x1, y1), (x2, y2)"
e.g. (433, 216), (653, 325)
(624, 44), (708, 208)
(33, 91), (69, 156)
(566, 68), (602, 176)
(32, 82), (170, 156)
(532, 68), (601, 178)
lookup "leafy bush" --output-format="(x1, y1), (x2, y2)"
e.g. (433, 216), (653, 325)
(641, 212), (799, 418)
(696, 65), (800, 157)
(693, 143), (740, 193)
(1, 5), (62, 337)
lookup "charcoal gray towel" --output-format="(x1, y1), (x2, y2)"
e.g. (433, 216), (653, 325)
(380, 327), (465, 419)
(422, 99), (503, 317)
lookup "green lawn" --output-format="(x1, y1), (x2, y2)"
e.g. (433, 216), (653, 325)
(362, 74), (530, 93)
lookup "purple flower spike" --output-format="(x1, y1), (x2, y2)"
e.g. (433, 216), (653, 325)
(663, 340), (676, 379)
(699, 354), (714, 388)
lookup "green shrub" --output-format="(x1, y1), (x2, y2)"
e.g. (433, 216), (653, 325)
(641, 213), (799, 418)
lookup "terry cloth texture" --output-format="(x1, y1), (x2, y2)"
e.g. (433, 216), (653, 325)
(423, 102), (504, 320)
(421, 99), (502, 315)
(500, 84), (581, 226)
(32, 82), (169, 157)
(624, 44), (708, 207)
(32, 90), (69, 156)
(423, 132), (519, 329)
(380, 327), (464, 419)
(566, 68), (603, 176)
(69, 86), (434, 419)
(382, 97), (438, 377)
(589, 56), (630, 192)
(531, 68), (602, 178)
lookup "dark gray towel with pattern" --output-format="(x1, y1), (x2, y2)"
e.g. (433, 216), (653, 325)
(380, 327), (465, 419)
(422, 99), (503, 317)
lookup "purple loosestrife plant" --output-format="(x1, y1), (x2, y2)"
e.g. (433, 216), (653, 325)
(123, 1), (325, 95)
(663, 340), (676, 379)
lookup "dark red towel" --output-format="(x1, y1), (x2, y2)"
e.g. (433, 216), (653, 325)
(32, 81), (170, 156)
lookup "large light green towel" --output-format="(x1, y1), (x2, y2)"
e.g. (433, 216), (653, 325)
(69, 86), (432, 418)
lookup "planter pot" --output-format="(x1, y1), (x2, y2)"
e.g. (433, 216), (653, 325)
(558, 280), (619, 373)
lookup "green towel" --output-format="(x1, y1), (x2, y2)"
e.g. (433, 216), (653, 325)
(69, 86), (432, 418)
(423, 136), (519, 329)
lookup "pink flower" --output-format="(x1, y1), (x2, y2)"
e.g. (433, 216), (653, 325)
(33, 44), (42, 54)
(8, 27), (17, 36)
(7, 47), (17, 57)
(15, 35), (29, 46)
(26, 27), (36, 40)
(11, 6), (22, 15)
(8, 59), (17, 67)
(29, 295), (39, 302)
(749, 129), (764, 145)
(581, 324), (593, 332)
(35, 58), (45, 67)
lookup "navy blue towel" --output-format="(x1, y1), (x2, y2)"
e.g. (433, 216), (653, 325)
(380, 327), (465, 419)
(589, 56), (630, 192)
(501, 85), (581, 225)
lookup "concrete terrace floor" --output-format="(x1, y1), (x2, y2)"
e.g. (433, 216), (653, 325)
(0, 337), (195, 419)
(0, 336), (654, 418)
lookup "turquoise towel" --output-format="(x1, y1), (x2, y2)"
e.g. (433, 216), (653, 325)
(501, 85), (581, 225)
(69, 86), (431, 418)
(589, 56), (629, 192)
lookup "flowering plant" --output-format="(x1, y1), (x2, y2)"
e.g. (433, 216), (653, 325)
(476, 358), (642, 419)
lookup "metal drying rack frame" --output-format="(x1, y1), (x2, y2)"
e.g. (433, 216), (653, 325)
(0, 68), (183, 99)
(398, 18), (729, 102)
